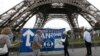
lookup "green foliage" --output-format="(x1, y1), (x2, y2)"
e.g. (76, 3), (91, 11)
(69, 38), (84, 45)
(68, 37), (100, 45)
(13, 37), (100, 48)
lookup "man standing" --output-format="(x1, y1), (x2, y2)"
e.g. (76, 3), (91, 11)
(32, 30), (42, 56)
(83, 29), (92, 56)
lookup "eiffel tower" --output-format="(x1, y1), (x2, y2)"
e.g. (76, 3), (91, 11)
(0, 0), (100, 32)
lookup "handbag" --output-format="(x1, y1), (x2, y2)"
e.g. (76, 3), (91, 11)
(0, 44), (8, 55)
(32, 42), (41, 49)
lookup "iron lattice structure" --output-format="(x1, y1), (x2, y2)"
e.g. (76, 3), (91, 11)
(0, 0), (100, 31)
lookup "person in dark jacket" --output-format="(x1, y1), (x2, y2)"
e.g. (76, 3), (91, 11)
(63, 31), (69, 56)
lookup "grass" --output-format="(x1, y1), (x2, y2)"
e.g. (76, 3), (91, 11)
(13, 37), (100, 47)
(68, 37), (100, 45)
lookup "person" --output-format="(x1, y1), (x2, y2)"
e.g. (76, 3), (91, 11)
(62, 31), (69, 56)
(0, 27), (19, 56)
(8, 32), (14, 42)
(83, 29), (92, 56)
(31, 30), (42, 56)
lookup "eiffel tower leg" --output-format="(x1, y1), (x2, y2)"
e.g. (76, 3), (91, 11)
(34, 12), (47, 28)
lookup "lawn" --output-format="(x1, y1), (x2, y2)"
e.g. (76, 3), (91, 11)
(68, 37), (100, 45)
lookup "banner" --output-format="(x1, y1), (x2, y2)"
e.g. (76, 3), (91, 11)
(20, 28), (65, 52)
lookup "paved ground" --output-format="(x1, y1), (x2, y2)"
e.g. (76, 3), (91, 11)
(9, 46), (100, 56)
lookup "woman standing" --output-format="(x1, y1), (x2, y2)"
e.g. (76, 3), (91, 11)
(0, 27), (18, 56)
(63, 31), (69, 56)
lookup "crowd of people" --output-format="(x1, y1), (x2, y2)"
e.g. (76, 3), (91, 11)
(0, 27), (93, 56)
(0, 27), (43, 56)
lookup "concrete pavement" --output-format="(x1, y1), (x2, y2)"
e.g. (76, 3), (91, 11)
(9, 46), (100, 56)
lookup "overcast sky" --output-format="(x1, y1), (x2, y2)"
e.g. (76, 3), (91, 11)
(0, 0), (100, 31)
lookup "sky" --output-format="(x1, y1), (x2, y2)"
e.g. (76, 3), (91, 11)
(0, 0), (100, 31)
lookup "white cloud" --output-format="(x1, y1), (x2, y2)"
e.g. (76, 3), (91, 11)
(78, 15), (92, 28)
(23, 15), (36, 28)
(0, 0), (23, 15)
(44, 18), (71, 31)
